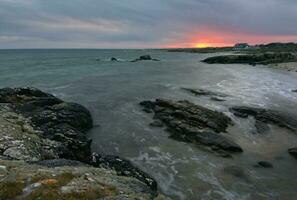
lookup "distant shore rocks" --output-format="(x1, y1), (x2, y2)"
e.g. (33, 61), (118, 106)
(203, 53), (297, 66)
(140, 99), (243, 156)
(131, 55), (160, 62)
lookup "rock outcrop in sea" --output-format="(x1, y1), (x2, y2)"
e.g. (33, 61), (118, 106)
(131, 55), (160, 62)
(0, 87), (168, 199)
(140, 99), (243, 157)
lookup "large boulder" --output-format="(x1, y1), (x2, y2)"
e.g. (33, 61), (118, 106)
(140, 99), (243, 155)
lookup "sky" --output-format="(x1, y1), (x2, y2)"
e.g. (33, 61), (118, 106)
(1, 0), (297, 49)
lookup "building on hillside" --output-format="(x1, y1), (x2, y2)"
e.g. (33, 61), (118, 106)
(233, 43), (250, 51)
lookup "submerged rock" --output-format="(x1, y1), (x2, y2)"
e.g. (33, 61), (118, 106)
(182, 88), (228, 98)
(150, 120), (164, 127)
(140, 99), (242, 154)
(183, 88), (228, 102)
(288, 147), (297, 158)
(292, 89), (297, 93)
(255, 161), (274, 168)
(230, 106), (297, 133)
(255, 120), (270, 134)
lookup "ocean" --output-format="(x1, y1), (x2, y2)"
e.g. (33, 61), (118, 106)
(1, 49), (297, 200)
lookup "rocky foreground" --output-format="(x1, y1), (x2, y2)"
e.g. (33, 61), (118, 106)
(0, 88), (169, 200)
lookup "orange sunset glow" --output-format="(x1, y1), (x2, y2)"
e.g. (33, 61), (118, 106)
(164, 28), (297, 49)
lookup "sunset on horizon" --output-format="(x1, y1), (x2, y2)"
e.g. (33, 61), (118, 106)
(1, 0), (297, 48)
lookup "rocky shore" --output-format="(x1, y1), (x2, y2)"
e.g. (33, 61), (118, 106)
(140, 99), (243, 157)
(202, 53), (297, 71)
(0, 87), (169, 200)
(203, 53), (297, 65)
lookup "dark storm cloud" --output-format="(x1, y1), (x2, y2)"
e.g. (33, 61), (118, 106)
(0, 0), (297, 48)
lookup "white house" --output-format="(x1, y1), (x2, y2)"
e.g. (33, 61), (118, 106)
(233, 43), (250, 51)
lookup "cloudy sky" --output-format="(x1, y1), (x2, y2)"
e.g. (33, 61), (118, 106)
(1, 0), (297, 48)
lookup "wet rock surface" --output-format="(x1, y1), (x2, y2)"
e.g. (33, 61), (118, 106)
(0, 87), (165, 199)
(131, 55), (160, 62)
(140, 99), (243, 154)
(91, 153), (157, 192)
(230, 106), (297, 133)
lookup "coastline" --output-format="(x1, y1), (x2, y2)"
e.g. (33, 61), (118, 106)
(0, 87), (169, 200)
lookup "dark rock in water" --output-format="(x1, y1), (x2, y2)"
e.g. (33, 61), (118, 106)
(140, 99), (242, 154)
(255, 120), (270, 134)
(131, 55), (160, 62)
(111, 57), (118, 61)
(182, 88), (228, 98)
(288, 148), (297, 158)
(210, 97), (226, 102)
(96, 58), (101, 61)
(255, 161), (273, 168)
(183, 88), (228, 102)
(140, 55), (152, 60)
(292, 89), (297, 93)
(91, 153), (157, 192)
(150, 120), (164, 127)
(230, 106), (297, 133)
